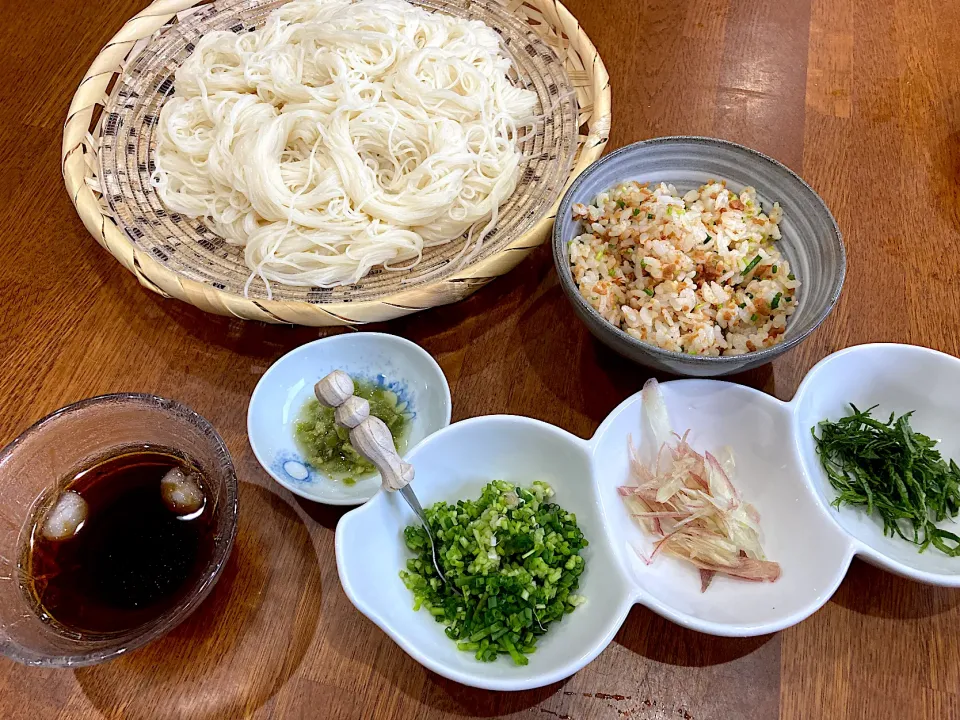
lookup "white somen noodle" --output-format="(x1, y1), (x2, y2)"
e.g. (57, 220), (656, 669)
(151, 0), (538, 294)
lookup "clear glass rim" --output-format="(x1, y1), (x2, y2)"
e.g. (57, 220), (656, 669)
(0, 393), (240, 668)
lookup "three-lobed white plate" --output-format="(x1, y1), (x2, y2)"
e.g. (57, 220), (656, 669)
(248, 333), (452, 505)
(336, 343), (960, 690)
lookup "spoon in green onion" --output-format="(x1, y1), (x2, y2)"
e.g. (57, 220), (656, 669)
(315, 370), (460, 595)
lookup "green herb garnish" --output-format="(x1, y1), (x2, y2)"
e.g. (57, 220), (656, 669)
(771, 292), (782, 310)
(750, 313), (758, 322)
(633, 207), (641, 216)
(788, 273), (796, 280)
(643, 287), (655, 297)
(616, 199), (626, 209)
(813, 406), (960, 555)
(400, 481), (588, 665)
(704, 235), (712, 244)
(647, 213), (654, 219)
(742, 255), (762, 276)
(772, 265), (778, 274)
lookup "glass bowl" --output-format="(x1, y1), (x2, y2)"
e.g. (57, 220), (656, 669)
(0, 394), (238, 667)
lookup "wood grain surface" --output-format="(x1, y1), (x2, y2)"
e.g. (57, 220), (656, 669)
(1, 0), (959, 718)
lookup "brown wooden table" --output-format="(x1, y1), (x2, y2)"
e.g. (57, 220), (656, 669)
(2, 0), (960, 717)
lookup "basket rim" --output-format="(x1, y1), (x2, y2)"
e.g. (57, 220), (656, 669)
(62, 0), (611, 324)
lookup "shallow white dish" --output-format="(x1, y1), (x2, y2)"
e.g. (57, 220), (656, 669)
(794, 343), (960, 584)
(248, 333), (452, 505)
(335, 343), (960, 689)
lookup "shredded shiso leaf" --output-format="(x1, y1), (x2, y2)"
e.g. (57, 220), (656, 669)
(620, 378), (780, 591)
(400, 480), (588, 665)
(813, 404), (960, 556)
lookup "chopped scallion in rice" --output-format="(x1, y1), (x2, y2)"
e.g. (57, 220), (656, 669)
(569, 181), (800, 356)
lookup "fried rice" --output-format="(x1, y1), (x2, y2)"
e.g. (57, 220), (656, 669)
(568, 181), (800, 356)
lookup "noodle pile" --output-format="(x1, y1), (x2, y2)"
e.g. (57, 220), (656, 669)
(151, 0), (538, 292)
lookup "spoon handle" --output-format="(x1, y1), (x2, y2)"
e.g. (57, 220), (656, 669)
(315, 370), (414, 492)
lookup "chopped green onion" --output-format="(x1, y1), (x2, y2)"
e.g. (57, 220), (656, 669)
(742, 255), (762, 275)
(616, 199), (626, 209)
(788, 273), (795, 280)
(746, 292), (754, 299)
(704, 235), (712, 244)
(738, 303), (746, 309)
(633, 208), (641, 216)
(772, 265), (778, 274)
(751, 313), (758, 322)
(643, 287), (655, 297)
(647, 213), (654, 219)
(771, 292), (782, 310)
(786, 296), (793, 302)
(400, 481), (588, 665)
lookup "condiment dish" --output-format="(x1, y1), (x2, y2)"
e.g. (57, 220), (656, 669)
(336, 415), (635, 691)
(248, 333), (452, 505)
(551, 136), (845, 377)
(592, 381), (852, 635)
(793, 343), (960, 585)
(336, 343), (960, 689)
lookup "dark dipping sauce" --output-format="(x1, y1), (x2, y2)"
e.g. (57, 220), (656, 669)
(21, 446), (215, 638)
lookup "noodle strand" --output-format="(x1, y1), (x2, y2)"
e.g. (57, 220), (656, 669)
(151, 0), (536, 290)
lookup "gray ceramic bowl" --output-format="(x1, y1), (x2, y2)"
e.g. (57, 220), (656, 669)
(552, 137), (845, 377)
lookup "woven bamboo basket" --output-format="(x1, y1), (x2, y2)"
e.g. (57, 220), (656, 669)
(62, 0), (610, 325)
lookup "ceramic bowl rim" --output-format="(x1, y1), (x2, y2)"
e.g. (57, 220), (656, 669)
(247, 332), (453, 506)
(551, 135), (846, 366)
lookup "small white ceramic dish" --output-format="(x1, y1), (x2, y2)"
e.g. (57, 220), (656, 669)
(335, 343), (960, 689)
(794, 343), (960, 585)
(248, 333), (452, 505)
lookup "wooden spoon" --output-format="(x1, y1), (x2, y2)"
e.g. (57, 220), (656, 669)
(315, 370), (459, 594)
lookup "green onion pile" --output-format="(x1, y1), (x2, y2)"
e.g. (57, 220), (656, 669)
(400, 480), (587, 665)
(813, 405), (960, 555)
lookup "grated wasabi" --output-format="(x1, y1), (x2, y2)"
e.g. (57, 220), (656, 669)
(294, 377), (410, 484)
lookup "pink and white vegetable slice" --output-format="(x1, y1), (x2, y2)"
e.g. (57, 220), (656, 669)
(619, 378), (781, 591)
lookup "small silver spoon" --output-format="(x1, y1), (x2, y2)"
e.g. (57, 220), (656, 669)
(315, 370), (460, 595)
